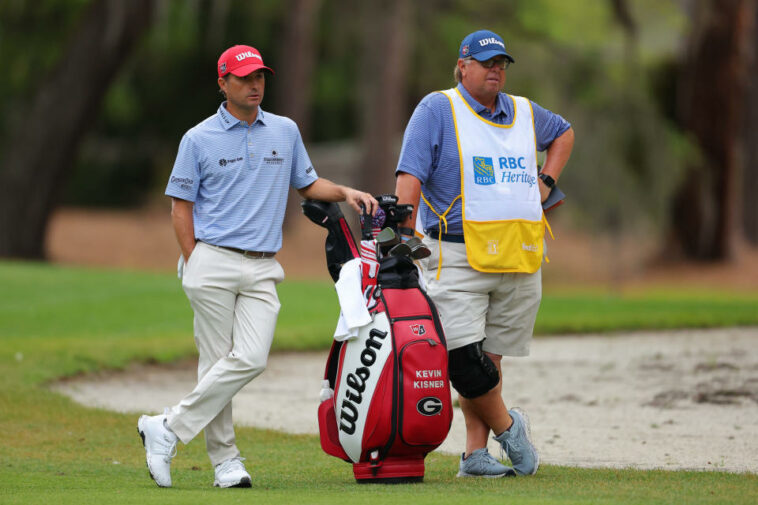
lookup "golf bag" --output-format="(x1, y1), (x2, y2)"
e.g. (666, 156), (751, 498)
(302, 197), (453, 483)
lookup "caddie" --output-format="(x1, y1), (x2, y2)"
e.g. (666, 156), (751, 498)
(137, 44), (377, 488)
(394, 30), (574, 477)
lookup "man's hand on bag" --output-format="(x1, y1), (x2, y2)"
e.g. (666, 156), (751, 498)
(344, 188), (378, 215)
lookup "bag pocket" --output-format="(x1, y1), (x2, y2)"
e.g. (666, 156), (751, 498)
(397, 337), (452, 447)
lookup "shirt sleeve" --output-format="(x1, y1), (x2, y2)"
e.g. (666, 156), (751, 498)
(165, 134), (201, 201)
(531, 100), (571, 152)
(289, 124), (319, 189)
(395, 94), (445, 184)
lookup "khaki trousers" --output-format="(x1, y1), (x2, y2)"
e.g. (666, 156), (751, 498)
(166, 241), (284, 466)
(422, 238), (541, 357)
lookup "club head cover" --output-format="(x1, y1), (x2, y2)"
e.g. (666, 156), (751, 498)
(377, 255), (419, 289)
(301, 199), (343, 226)
(375, 194), (399, 207)
(301, 199), (358, 281)
(392, 204), (414, 224)
(360, 207), (386, 240)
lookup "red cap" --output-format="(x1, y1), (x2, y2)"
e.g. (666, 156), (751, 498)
(217, 45), (274, 78)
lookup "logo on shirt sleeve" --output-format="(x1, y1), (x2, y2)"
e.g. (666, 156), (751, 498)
(473, 156), (495, 185)
(170, 176), (194, 191)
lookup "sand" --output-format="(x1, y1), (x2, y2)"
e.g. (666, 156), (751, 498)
(52, 327), (758, 473)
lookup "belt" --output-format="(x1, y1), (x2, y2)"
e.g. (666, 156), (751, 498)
(424, 229), (465, 243)
(207, 242), (275, 258)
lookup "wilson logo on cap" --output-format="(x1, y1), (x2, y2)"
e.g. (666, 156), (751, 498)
(235, 51), (262, 62)
(478, 37), (505, 49)
(217, 45), (274, 77)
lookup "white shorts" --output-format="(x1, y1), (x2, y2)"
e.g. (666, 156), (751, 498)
(421, 238), (542, 357)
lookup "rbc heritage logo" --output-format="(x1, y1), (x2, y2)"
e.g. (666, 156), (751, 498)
(473, 156), (496, 185)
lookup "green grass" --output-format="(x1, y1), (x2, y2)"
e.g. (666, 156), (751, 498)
(537, 290), (758, 333)
(0, 260), (756, 504)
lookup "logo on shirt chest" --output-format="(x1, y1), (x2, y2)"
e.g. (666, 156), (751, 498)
(263, 149), (284, 165)
(219, 157), (243, 167)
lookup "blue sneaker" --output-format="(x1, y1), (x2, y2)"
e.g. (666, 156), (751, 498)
(494, 407), (539, 475)
(456, 448), (516, 478)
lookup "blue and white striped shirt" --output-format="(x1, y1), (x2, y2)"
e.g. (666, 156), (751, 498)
(396, 83), (570, 234)
(165, 102), (318, 252)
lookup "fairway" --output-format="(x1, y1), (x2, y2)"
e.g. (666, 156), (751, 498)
(1, 261), (757, 504)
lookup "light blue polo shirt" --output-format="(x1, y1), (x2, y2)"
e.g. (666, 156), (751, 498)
(396, 83), (570, 234)
(166, 102), (318, 252)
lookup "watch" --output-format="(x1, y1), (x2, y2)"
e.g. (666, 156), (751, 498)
(538, 173), (556, 189)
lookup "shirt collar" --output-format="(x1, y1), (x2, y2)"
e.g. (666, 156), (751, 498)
(456, 83), (509, 120)
(217, 102), (267, 130)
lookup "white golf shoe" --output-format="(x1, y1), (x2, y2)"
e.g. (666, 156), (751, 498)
(137, 411), (178, 487)
(214, 457), (252, 488)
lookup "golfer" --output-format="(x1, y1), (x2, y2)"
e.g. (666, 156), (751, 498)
(394, 30), (574, 477)
(137, 44), (377, 488)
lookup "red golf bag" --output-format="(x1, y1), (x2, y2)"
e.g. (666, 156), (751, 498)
(302, 198), (453, 483)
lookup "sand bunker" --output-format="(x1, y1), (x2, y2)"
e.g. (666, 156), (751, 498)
(53, 327), (758, 473)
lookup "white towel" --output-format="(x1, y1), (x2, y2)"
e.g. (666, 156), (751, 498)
(333, 258), (372, 341)
(334, 312), (358, 341)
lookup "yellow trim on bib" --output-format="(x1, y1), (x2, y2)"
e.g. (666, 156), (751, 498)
(420, 191), (461, 280)
(454, 89), (517, 129)
(527, 99), (539, 169)
(437, 91), (467, 221)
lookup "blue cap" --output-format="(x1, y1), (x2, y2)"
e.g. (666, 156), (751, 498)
(459, 30), (515, 63)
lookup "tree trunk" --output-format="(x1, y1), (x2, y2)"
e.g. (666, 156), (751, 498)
(357, 0), (411, 196)
(0, 0), (155, 259)
(671, 0), (755, 259)
(275, 0), (322, 142)
(276, 0), (323, 230)
(743, 3), (758, 244)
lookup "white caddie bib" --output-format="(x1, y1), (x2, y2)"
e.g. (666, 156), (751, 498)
(440, 88), (545, 273)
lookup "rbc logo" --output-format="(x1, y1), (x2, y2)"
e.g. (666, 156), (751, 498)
(473, 157), (495, 185)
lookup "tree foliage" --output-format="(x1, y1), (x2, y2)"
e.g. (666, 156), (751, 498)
(0, 0), (754, 260)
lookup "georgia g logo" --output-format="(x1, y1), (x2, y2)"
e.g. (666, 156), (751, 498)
(416, 397), (443, 416)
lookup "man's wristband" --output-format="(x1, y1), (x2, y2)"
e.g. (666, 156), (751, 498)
(538, 173), (556, 189)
